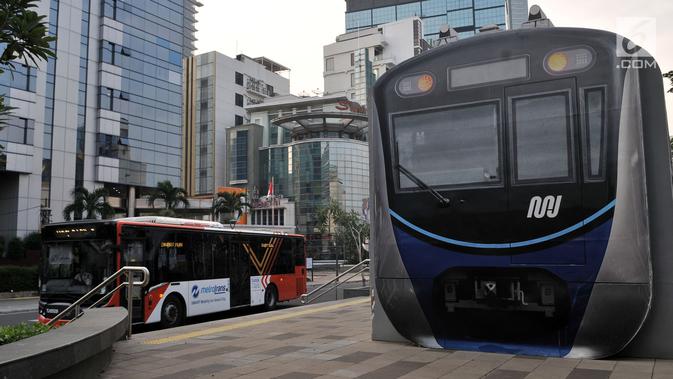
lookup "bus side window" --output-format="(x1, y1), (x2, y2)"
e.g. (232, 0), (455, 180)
(191, 232), (214, 280)
(293, 239), (305, 267)
(272, 239), (294, 275)
(167, 232), (191, 282)
(213, 234), (230, 279)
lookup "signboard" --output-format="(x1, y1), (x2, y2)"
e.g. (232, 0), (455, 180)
(306, 257), (313, 269)
(187, 278), (230, 316)
(250, 276), (265, 306)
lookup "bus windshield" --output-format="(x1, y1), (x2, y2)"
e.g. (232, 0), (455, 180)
(41, 240), (115, 295)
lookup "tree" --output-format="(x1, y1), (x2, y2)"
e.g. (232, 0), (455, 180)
(0, 0), (55, 121)
(63, 187), (114, 221)
(148, 180), (189, 212)
(211, 191), (251, 223)
(317, 200), (370, 284)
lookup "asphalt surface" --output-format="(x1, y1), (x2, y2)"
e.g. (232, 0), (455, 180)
(0, 280), (367, 328)
(0, 297), (39, 326)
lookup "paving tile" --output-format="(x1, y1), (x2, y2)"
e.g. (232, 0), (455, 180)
(331, 351), (381, 363)
(269, 332), (305, 340)
(356, 360), (427, 378)
(158, 363), (235, 379)
(485, 369), (529, 379)
(273, 372), (320, 379)
(576, 360), (617, 371)
(173, 345), (240, 361)
(566, 368), (611, 379)
(262, 345), (307, 356)
(498, 357), (544, 372)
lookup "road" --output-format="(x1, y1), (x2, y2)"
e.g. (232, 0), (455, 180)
(0, 280), (367, 329)
(0, 297), (39, 327)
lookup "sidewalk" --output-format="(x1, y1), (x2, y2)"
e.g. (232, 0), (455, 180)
(102, 298), (672, 379)
(0, 297), (38, 314)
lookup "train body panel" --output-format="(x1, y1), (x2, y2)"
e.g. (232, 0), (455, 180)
(370, 27), (672, 358)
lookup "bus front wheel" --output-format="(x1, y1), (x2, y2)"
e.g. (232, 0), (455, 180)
(264, 285), (278, 311)
(160, 295), (185, 328)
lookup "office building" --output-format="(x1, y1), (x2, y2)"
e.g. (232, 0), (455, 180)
(0, 0), (200, 238)
(182, 52), (290, 197)
(246, 95), (369, 258)
(324, 17), (427, 104)
(344, 0), (529, 42)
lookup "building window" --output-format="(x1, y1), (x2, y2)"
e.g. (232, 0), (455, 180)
(235, 71), (243, 85)
(235, 115), (244, 126)
(235, 93), (244, 107)
(350, 53), (355, 67)
(0, 116), (34, 145)
(397, 2), (421, 19)
(100, 87), (115, 111)
(346, 9), (372, 30)
(372, 5), (396, 25)
(350, 73), (355, 87)
(266, 84), (274, 96)
(231, 130), (249, 181)
(2, 65), (37, 92)
(101, 40), (116, 65)
(96, 133), (125, 159)
(474, 6), (505, 27)
(325, 57), (334, 72)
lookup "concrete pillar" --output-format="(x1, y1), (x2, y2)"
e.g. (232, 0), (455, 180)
(128, 186), (136, 217)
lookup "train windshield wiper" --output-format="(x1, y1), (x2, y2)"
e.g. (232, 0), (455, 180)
(397, 164), (451, 207)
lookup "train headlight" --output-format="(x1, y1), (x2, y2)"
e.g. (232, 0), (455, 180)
(396, 73), (435, 97)
(544, 47), (595, 75)
(546, 52), (568, 72)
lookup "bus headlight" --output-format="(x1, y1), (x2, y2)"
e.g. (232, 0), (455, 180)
(544, 47), (595, 75)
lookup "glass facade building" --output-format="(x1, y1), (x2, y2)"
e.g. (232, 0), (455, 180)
(251, 96), (369, 258)
(345, 0), (528, 41)
(0, 0), (199, 238)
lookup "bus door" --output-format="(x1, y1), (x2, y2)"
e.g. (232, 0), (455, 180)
(122, 238), (146, 323)
(230, 235), (251, 307)
(505, 78), (584, 264)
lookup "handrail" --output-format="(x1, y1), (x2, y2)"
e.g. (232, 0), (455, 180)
(300, 259), (369, 304)
(46, 266), (150, 340)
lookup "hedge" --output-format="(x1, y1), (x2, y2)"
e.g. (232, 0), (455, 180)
(0, 266), (38, 292)
(0, 322), (49, 346)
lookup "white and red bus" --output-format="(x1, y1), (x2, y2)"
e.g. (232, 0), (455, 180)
(38, 217), (307, 327)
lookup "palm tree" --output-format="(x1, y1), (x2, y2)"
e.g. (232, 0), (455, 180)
(148, 181), (189, 212)
(211, 191), (251, 222)
(63, 187), (114, 221)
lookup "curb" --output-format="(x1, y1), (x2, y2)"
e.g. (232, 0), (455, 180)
(0, 291), (38, 300)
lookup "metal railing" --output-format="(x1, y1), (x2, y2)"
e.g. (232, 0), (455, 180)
(300, 259), (369, 304)
(46, 266), (150, 340)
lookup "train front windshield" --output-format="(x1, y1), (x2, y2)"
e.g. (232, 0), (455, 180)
(41, 240), (115, 296)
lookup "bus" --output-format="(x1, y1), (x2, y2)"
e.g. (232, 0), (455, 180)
(38, 217), (307, 328)
(369, 24), (673, 358)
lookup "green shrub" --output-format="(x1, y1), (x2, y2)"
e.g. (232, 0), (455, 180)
(23, 232), (41, 251)
(7, 237), (24, 260)
(0, 266), (38, 292)
(0, 323), (50, 346)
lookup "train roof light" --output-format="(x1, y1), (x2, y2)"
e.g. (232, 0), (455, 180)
(522, 5), (554, 29)
(544, 47), (595, 75)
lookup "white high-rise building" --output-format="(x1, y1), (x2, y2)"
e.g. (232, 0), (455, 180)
(323, 17), (426, 105)
(182, 52), (290, 197)
(0, 0), (200, 239)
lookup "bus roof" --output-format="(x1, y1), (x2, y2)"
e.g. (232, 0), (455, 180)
(44, 217), (305, 238)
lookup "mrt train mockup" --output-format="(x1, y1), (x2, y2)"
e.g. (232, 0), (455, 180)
(369, 26), (673, 358)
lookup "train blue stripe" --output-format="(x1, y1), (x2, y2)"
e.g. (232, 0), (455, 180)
(389, 199), (616, 249)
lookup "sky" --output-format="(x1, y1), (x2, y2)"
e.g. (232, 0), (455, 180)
(195, 0), (673, 134)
